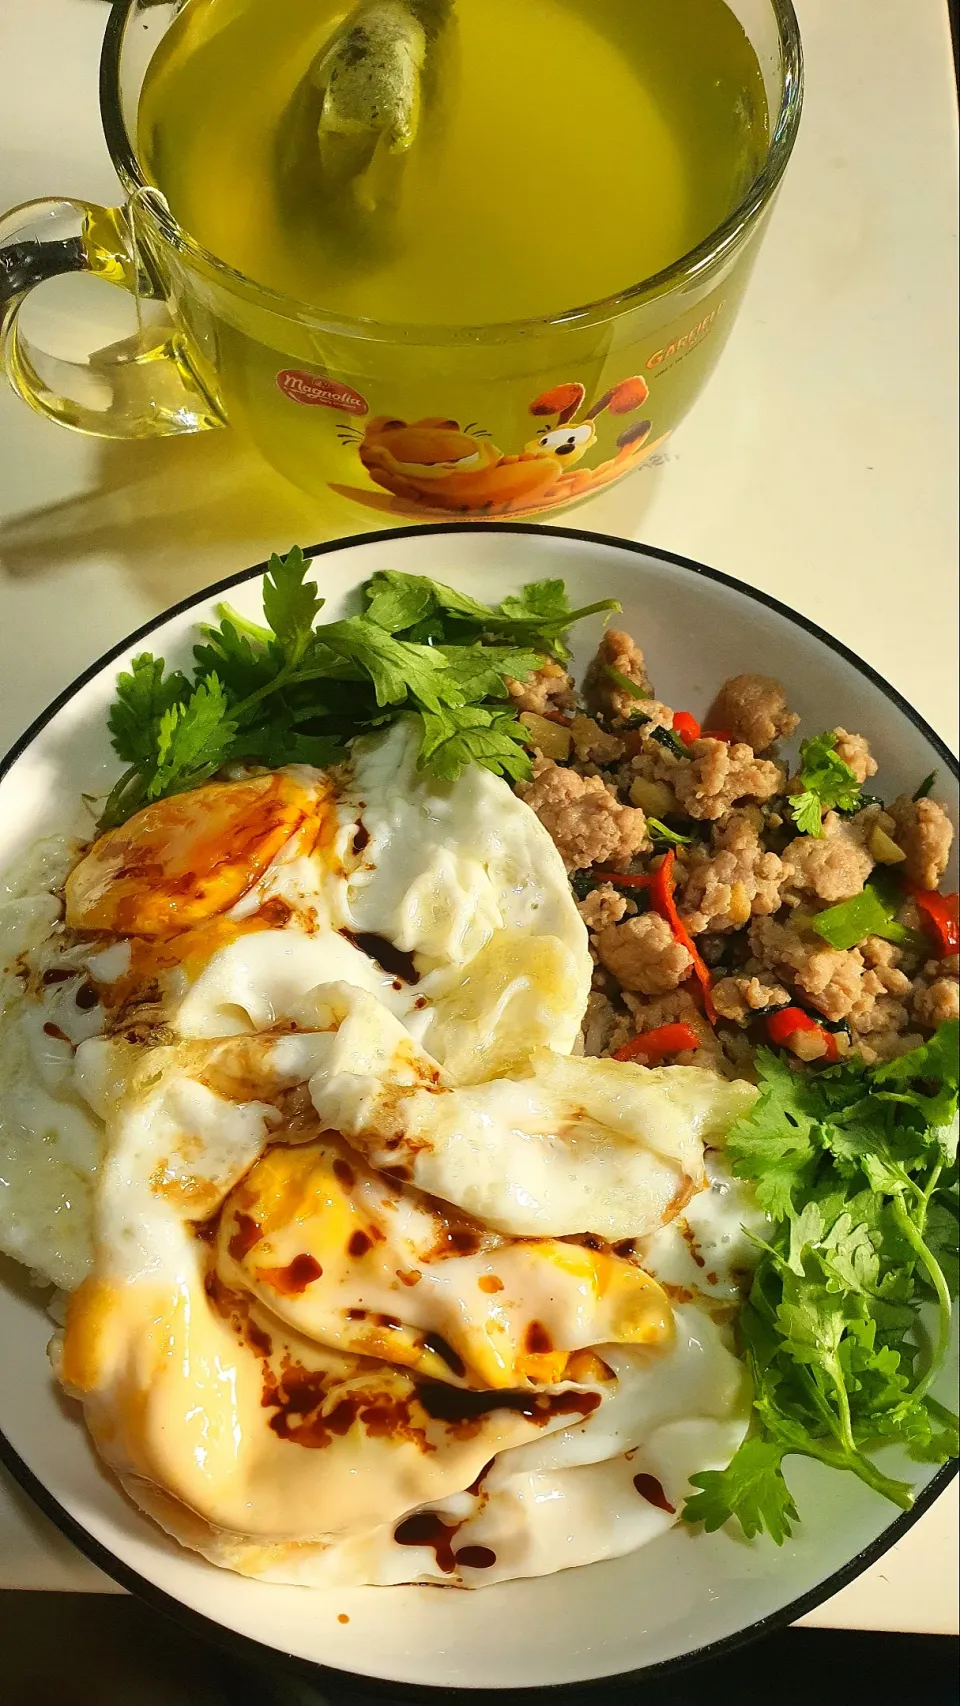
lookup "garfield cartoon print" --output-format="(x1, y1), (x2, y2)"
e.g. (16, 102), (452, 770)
(330, 376), (669, 517)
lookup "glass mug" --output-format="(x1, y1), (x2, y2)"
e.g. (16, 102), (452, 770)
(0, 0), (801, 522)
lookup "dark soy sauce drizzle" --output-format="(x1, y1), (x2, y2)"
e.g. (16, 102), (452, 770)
(422, 1332), (467, 1379)
(394, 1512), (461, 1573)
(418, 1385), (601, 1425)
(633, 1472), (675, 1514)
(455, 1544), (497, 1570)
(393, 1515), (498, 1574)
(344, 930), (420, 985)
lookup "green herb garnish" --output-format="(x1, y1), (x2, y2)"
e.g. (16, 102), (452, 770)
(649, 723), (690, 761)
(604, 664), (648, 700)
(787, 731), (863, 838)
(913, 771), (937, 802)
(100, 553), (618, 828)
(571, 871), (599, 901)
(647, 817), (693, 847)
(683, 1023), (960, 1543)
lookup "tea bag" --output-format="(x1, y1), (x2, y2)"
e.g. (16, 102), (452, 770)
(283, 0), (453, 214)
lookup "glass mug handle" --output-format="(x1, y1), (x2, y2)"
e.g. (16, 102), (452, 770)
(0, 196), (222, 437)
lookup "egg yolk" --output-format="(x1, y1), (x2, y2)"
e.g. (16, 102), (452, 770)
(65, 774), (324, 937)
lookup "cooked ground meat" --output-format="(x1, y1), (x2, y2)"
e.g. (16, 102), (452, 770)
(570, 714), (625, 766)
(887, 794), (954, 889)
(577, 883), (629, 931)
(505, 659), (575, 716)
(712, 974), (791, 1024)
(832, 728), (878, 786)
(748, 916), (870, 1021)
(849, 996), (913, 1057)
(707, 674), (799, 753)
(646, 738), (783, 821)
(513, 618), (956, 1075)
(579, 990), (633, 1057)
(746, 917), (931, 1057)
(859, 936), (912, 996)
(856, 1030), (926, 1065)
(518, 758), (650, 872)
(583, 629), (656, 722)
(680, 811), (785, 933)
(780, 809), (876, 905)
(595, 912), (693, 995)
(912, 977), (960, 1028)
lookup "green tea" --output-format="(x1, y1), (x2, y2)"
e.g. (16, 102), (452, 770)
(138, 0), (768, 326)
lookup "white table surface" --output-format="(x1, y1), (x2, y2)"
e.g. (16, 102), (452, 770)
(0, 0), (957, 1638)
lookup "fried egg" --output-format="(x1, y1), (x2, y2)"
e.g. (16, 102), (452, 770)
(58, 1032), (623, 1547)
(57, 1026), (749, 1583)
(300, 982), (756, 1239)
(217, 1132), (672, 1389)
(1, 725), (762, 1591)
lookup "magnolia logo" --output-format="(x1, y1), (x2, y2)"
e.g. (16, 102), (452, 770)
(276, 370), (368, 416)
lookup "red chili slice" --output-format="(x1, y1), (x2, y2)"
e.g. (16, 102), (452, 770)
(765, 1006), (839, 1062)
(909, 887), (959, 956)
(671, 711), (701, 746)
(647, 850), (717, 1023)
(592, 851), (716, 1023)
(614, 1022), (701, 1064)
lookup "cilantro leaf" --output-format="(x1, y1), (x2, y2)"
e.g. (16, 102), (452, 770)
(107, 654), (190, 767)
(360, 570), (501, 638)
(435, 645), (544, 703)
(684, 1436), (798, 1543)
(788, 790), (825, 838)
(788, 732), (863, 838)
(364, 572), (436, 634)
(875, 1023), (960, 1091)
(193, 620), (279, 704)
(819, 1212), (883, 1296)
(417, 706), (533, 783)
(317, 619), (459, 712)
(725, 1048), (820, 1216)
(149, 675), (236, 799)
(261, 546), (324, 667)
(925, 1196), (960, 1300)
(496, 578), (571, 625)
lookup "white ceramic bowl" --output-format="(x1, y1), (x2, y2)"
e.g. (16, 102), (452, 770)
(0, 524), (956, 1698)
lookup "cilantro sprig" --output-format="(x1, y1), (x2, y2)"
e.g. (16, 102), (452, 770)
(683, 1023), (960, 1543)
(788, 731), (864, 837)
(100, 552), (618, 827)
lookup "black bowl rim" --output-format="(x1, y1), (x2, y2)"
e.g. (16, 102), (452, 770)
(0, 520), (957, 1703)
